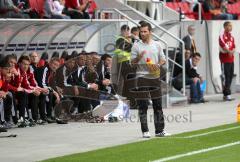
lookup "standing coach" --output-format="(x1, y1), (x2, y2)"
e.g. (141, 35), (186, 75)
(131, 22), (170, 138)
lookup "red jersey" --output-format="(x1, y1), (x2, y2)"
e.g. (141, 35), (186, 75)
(19, 68), (38, 91)
(65, 0), (80, 9)
(0, 75), (9, 92)
(219, 31), (235, 63)
(8, 66), (21, 92)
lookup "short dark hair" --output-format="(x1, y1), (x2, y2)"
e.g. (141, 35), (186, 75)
(224, 21), (231, 28)
(18, 55), (30, 63)
(101, 54), (112, 61)
(140, 22), (152, 31)
(5, 54), (17, 62)
(139, 20), (147, 26)
(131, 26), (139, 33)
(121, 25), (130, 32)
(192, 52), (201, 58)
(71, 50), (79, 58)
(50, 57), (60, 63)
(90, 51), (98, 55)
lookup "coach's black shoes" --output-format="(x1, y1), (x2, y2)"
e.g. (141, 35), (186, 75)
(155, 131), (171, 137)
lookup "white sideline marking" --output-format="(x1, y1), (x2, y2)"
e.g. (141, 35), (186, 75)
(151, 141), (240, 162)
(185, 126), (240, 138)
(158, 126), (240, 139)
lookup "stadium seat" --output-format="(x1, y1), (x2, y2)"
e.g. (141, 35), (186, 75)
(227, 2), (240, 15)
(200, 4), (212, 20)
(166, 2), (197, 19)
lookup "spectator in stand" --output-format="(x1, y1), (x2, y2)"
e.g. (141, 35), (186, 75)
(219, 21), (235, 101)
(182, 25), (197, 57)
(86, 0), (97, 18)
(220, 0), (238, 20)
(52, 0), (70, 19)
(64, 0), (90, 19)
(12, 0), (40, 18)
(44, 0), (70, 19)
(203, 0), (234, 20)
(79, 0), (96, 18)
(0, 0), (29, 18)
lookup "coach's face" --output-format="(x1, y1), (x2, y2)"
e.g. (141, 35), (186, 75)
(140, 26), (151, 42)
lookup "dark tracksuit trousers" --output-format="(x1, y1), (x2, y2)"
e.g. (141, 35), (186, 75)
(221, 63), (234, 96)
(137, 97), (165, 134)
(28, 93), (39, 121)
(16, 91), (28, 119)
(3, 92), (13, 122)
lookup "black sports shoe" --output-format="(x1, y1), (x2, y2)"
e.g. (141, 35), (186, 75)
(0, 126), (7, 132)
(43, 118), (55, 124)
(56, 118), (68, 124)
(155, 131), (171, 137)
(28, 119), (36, 127)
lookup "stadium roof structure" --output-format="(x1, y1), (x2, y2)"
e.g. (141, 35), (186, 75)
(0, 19), (128, 55)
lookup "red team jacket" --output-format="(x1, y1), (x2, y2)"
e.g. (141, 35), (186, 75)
(8, 66), (21, 92)
(19, 68), (38, 91)
(219, 31), (235, 63)
(8, 66), (38, 93)
(0, 75), (10, 92)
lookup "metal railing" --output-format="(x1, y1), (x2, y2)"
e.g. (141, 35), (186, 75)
(122, 4), (186, 96)
(97, 8), (189, 107)
(97, 6), (186, 98)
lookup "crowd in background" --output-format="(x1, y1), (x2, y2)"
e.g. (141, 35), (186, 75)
(0, 0), (97, 19)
